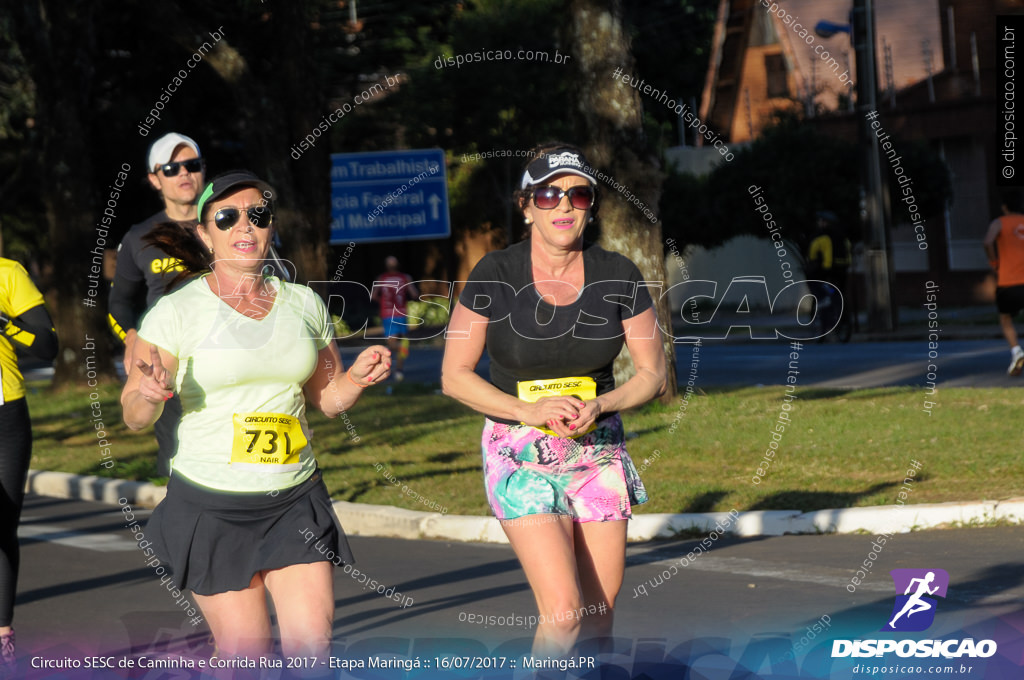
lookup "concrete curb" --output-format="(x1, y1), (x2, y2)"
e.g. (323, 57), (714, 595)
(26, 470), (168, 507)
(26, 470), (1024, 542)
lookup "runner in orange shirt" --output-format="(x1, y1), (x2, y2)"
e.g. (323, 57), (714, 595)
(983, 192), (1024, 375)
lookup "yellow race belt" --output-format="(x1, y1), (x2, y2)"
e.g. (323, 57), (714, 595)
(516, 376), (597, 437)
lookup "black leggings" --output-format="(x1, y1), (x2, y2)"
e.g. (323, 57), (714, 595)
(0, 397), (32, 627)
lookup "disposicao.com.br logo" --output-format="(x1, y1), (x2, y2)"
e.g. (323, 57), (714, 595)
(832, 568), (998, 659)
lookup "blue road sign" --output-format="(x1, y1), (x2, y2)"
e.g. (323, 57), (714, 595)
(329, 149), (450, 244)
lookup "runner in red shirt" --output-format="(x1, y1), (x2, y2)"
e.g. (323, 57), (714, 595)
(983, 192), (1024, 375)
(371, 256), (419, 382)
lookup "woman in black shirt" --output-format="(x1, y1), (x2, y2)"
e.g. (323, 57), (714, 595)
(442, 142), (666, 656)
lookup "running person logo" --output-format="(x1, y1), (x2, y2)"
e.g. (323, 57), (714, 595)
(833, 568), (996, 660)
(882, 568), (949, 632)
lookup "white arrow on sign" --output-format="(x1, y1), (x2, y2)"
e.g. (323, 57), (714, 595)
(428, 193), (441, 220)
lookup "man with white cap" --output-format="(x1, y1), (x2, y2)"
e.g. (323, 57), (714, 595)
(108, 132), (204, 476)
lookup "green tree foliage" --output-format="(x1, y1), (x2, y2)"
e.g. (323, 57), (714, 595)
(327, 0), (718, 285)
(0, 11), (38, 265)
(0, 0), (723, 383)
(349, 0), (575, 246)
(624, 0), (718, 150)
(3, 0), (373, 383)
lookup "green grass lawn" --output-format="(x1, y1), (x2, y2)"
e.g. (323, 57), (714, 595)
(24, 381), (1023, 515)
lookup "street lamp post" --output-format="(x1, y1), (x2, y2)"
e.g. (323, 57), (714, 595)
(851, 0), (895, 332)
(817, 2), (895, 333)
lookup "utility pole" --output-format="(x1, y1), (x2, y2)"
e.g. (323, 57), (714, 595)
(852, 0), (895, 331)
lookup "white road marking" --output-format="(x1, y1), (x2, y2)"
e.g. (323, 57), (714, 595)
(18, 522), (139, 552)
(628, 552), (1024, 604)
(631, 552), (885, 590)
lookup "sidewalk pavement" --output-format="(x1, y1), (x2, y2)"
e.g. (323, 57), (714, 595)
(25, 469), (1024, 543)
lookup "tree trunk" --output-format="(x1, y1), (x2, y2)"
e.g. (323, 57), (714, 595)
(13, 1), (116, 386)
(249, 2), (330, 284)
(568, 0), (678, 400)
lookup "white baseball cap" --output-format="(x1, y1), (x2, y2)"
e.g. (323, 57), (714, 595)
(147, 133), (201, 172)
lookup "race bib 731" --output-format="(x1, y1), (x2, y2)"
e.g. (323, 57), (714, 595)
(230, 413), (307, 467)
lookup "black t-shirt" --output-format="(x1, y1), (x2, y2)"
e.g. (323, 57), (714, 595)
(459, 239), (653, 423)
(116, 211), (184, 306)
(108, 211), (188, 339)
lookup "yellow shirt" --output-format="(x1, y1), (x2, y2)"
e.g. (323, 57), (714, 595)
(809, 234), (834, 269)
(0, 258), (46, 403)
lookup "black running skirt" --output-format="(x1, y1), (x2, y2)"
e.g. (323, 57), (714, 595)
(145, 469), (354, 596)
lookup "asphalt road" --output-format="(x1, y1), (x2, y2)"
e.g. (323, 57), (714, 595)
(11, 495), (1024, 679)
(351, 338), (1020, 390)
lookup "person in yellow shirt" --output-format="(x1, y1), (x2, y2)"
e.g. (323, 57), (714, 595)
(805, 211), (852, 342)
(0, 258), (57, 676)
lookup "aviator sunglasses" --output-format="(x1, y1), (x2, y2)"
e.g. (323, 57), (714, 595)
(212, 205), (273, 230)
(159, 158), (204, 177)
(531, 185), (595, 210)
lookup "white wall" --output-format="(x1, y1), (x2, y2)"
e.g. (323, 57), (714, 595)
(665, 234), (811, 312)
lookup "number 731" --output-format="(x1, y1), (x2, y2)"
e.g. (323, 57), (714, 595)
(244, 429), (293, 455)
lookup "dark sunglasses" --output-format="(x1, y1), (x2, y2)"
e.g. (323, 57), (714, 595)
(531, 185), (595, 210)
(213, 206), (273, 230)
(159, 159), (204, 177)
